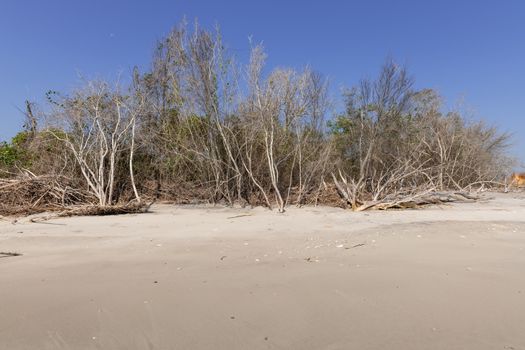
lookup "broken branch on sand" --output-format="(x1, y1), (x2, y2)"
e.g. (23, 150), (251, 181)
(0, 252), (22, 258)
(226, 214), (253, 219)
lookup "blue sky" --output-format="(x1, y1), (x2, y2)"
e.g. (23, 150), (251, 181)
(1, 0), (524, 162)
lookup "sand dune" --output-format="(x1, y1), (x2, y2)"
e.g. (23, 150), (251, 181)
(1, 193), (525, 349)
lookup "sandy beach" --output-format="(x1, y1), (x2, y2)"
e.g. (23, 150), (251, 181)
(1, 192), (525, 349)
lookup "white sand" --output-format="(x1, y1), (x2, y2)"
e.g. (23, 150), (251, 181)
(1, 192), (525, 349)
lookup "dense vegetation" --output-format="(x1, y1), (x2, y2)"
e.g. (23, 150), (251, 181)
(0, 21), (513, 214)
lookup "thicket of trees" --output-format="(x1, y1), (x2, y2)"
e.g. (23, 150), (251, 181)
(0, 21), (513, 214)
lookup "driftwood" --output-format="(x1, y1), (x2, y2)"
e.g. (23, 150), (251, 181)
(226, 213), (253, 219)
(29, 201), (153, 223)
(0, 173), (153, 218)
(0, 252), (22, 258)
(0, 173), (94, 216)
(352, 191), (479, 211)
(56, 202), (151, 217)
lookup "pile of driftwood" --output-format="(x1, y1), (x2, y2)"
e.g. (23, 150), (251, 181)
(28, 202), (153, 223)
(0, 173), (149, 217)
(55, 202), (151, 217)
(0, 173), (89, 216)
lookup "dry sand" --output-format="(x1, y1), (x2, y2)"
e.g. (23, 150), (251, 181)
(1, 192), (525, 350)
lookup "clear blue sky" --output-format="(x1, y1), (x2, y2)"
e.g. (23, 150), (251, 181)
(1, 0), (524, 162)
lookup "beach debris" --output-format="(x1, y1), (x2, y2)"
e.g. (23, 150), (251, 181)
(227, 213), (253, 219)
(346, 243), (366, 249)
(0, 173), (156, 218)
(0, 251), (22, 258)
(29, 217), (67, 225)
(28, 202), (152, 222)
(220, 255), (227, 261)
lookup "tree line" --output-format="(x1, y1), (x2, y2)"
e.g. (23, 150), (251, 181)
(0, 21), (513, 213)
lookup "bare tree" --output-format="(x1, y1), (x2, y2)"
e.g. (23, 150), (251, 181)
(47, 81), (143, 206)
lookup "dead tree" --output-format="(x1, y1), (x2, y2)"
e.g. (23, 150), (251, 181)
(47, 81), (143, 206)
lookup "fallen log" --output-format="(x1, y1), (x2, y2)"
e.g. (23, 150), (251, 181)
(353, 191), (479, 211)
(29, 201), (154, 223)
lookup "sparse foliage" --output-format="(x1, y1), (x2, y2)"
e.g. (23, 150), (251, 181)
(0, 21), (514, 215)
